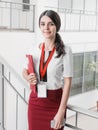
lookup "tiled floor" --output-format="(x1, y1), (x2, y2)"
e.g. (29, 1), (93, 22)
(64, 107), (98, 130)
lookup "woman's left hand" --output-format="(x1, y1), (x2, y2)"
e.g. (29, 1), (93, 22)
(53, 110), (65, 129)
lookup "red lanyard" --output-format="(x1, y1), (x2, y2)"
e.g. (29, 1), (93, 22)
(40, 43), (56, 78)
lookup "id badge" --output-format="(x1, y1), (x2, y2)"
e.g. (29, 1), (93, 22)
(37, 84), (47, 98)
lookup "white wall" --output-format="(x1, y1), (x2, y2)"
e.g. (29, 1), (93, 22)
(0, 32), (36, 77)
(60, 32), (98, 53)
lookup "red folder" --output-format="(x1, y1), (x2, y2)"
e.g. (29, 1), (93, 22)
(26, 54), (36, 93)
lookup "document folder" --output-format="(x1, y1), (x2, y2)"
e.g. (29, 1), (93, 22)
(26, 54), (36, 93)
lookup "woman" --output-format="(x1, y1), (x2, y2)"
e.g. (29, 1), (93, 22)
(22, 10), (73, 130)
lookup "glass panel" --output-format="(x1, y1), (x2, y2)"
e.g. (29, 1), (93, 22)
(58, 12), (65, 31)
(73, 0), (84, 10)
(97, 0), (98, 12)
(70, 53), (83, 96)
(58, 0), (72, 9)
(18, 97), (28, 130)
(95, 51), (98, 88)
(44, 0), (58, 8)
(4, 83), (17, 130)
(80, 15), (96, 30)
(83, 51), (96, 92)
(95, 73), (98, 88)
(85, 0), (96, 12)
(70, 50), (97, 96)
(66, 13), (80, 30)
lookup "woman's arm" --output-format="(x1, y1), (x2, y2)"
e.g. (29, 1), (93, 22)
(22, 68), (37, 85)
(53, 77), (72, 129)
(58, 77), (72, 112)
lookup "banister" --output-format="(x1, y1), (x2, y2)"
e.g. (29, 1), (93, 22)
(2, 69), (28, 104)
(65, 123), (83, 130)
(65, 104), (98, 129)
(67, 104), (98, 119)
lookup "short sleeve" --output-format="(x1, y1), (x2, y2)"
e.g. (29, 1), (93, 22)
(63, 46), (73, 77)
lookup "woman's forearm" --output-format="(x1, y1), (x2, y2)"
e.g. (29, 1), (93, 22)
(22, 69), (37, 85)
(58, 77), (72, 113)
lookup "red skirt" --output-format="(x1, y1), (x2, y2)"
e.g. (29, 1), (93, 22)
(28, 88), (66, 130)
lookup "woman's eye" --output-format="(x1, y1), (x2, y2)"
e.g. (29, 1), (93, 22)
(40, 22), (55, 27)
(49, 23), (54, 26)
(40, 23), (45, 26)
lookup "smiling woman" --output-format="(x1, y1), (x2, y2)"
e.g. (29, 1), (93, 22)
(22, 10), (73, 130)
(39, 15), (56, 40)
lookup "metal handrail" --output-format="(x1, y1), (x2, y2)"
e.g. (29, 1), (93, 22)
(65, 104), (98, 129)
(67, 104), (98, 119)
(65, 123), (83, 130)
(2, 69), (28, 104)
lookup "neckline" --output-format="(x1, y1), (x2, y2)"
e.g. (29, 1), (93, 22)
(38, 43), (55, 52)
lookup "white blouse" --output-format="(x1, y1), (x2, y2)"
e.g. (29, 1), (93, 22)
(24, 44), (73, 90)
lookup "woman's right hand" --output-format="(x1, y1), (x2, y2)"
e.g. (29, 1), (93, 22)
(26, 73), (37, 85)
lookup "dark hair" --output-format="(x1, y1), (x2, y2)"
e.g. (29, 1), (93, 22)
(39, 10), (65, 57)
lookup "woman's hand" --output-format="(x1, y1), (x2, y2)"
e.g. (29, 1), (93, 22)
(53, 110), (65, 129)
(26, 73), (37, 85)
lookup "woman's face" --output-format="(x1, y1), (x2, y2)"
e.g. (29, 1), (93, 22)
(39, 15), (56, 39)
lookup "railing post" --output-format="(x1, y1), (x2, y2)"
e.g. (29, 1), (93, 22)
(75, 112), (78, 127)
(32, 5), (35, 32)
(79, 10), (82, 31)
(0, 63), (4, 130)
(10, 2), (12, 31)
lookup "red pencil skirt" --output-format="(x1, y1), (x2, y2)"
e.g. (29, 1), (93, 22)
(28, 88), (66, 130)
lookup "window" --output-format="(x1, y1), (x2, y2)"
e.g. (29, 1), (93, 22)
(83, 51), (96, 92)
(23, 0), (30, 11)
(70, 53), (83, 96)
(58, 0), (98, 31)
(70, 51), (97, 96)
(85, 0), (96, 12)
(58, 0), (72, 9)
(73, 0), (84, 10)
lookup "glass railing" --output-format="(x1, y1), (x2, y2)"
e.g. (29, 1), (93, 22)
(45, 6), (98, 32)
(0, 1), (35, 32)
(0, 1), (98, 32)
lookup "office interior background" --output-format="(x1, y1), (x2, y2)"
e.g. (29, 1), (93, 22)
(0, 0), (98, 130)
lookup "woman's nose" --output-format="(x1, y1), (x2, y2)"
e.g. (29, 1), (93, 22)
(44, 24), (49, 30)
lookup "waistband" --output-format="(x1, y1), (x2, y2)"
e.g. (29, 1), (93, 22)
(30, 88), (63, 99)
